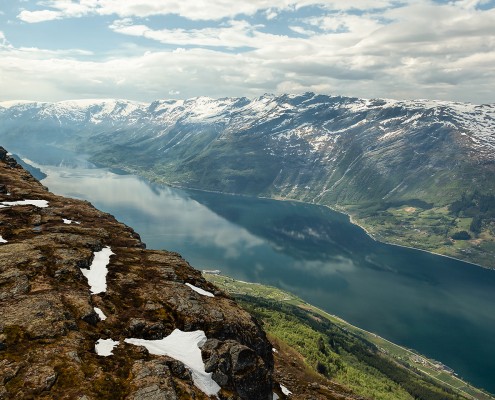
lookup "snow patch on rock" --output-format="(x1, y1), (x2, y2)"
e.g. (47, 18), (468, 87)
(281, 384), (292, 396)
(0, 199), (49, 208)
(63, 218), (80, 225)
(185, 283), (215, 297)
(125, 329), (221, 396)
(94, 307), (107, 321)
(95, 338), (119, 356)
(80, 246), (114, 294)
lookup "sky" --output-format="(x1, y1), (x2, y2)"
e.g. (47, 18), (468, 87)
(0, 0), (494, 103)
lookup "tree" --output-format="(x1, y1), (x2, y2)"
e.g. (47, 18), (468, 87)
(451, 231), (471, 240)
(470, 215), (482, 235)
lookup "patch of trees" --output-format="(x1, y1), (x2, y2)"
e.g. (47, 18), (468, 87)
(470, 215), (482, 234)
(451, 231), (471, 240)
(238, 295), (462, 400)
(449, 191), (495, 234)
(359, 198), (434, 217)
(385, 198), (434, 210)
(449, 192), (495, 217)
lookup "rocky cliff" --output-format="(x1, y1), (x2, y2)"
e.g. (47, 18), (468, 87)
(0, 147), (273, 399)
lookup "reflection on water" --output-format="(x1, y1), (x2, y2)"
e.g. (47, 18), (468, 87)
(41, 166), (264, 264)
(40, 164), (495, 393)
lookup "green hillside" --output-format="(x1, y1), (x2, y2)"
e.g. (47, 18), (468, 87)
(205, 273), (494, 400)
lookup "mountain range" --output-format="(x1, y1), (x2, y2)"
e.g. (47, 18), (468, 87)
(1, 93), (494, 267)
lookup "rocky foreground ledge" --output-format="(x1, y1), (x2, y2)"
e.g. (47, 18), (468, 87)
(0, 147), (273, 400)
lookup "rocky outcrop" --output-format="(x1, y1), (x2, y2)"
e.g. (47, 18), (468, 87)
(202, 339), (273, 399)
(0, 148), (273, 399)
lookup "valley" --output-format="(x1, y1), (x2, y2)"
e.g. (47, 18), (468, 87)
(2, 92), (495, 396)
(3, 1), (494, 398)
(3, 149), (493, 399)
(1, 93), (494, 268)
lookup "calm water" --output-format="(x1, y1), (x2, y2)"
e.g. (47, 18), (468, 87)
(40, 164), (495, 393)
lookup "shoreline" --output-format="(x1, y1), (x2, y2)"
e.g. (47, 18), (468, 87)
(342, 208), (490, 270)
(33, 159), (495, 397)
(207, 273), (494, 400)
(39, 158), (493, 270)
(146, 170), (493, 271)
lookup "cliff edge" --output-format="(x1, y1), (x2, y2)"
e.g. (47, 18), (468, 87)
(0, 147), (273, 399)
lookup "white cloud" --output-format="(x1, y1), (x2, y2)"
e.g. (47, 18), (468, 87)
(3, 1), (495, 103)
(17, 0), (399, 23)
(18, 9), (63, 23)
(109, 19), (292, 49)
(0, 31), (13, 50)
(18, 0), (99, 23)
(289, 26), (316, 36)
(265, 9), (279, 20)
(307, 13), (383, 35)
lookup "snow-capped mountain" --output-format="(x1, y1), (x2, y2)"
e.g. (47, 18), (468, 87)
(2, 93), (494, 155)
(1, 92), (494, 204)
(2, 92), (495, 267)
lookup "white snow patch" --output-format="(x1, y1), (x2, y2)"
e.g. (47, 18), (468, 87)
(80, 246), (114, 294)
(95, 338), (119, 356)
(185, 283), (215, 297)
(273, 393), (280, 400)
(63, 218), (80, 225)
(280, 384), (292, 396)
(125, 329), (221, 396)
(378, 128), (405, 141)
(272, 347), (278, 353)
(183, 96), (235, 123)
(0, 199), (49, 208)
(0, 235), (7, 244)
(94, 307), (107, 321)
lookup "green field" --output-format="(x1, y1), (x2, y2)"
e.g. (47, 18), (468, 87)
(345, 203), (495, 269)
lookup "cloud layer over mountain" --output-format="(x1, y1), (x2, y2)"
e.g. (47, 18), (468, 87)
(1, 0), (494, 102)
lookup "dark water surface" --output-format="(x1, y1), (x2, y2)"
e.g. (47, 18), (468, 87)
(40, 165), (495, 393)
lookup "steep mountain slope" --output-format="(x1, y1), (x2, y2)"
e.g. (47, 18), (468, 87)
(1, 93), (495, 267)
(0, 148), (274, 399)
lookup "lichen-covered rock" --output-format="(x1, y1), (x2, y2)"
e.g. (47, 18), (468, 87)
(202, 339), (273, 400)
(129, 360), (179, 400)
(0, 148), (273, 399)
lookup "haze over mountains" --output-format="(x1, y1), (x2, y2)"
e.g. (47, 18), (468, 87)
(1, 92), (495, 267)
